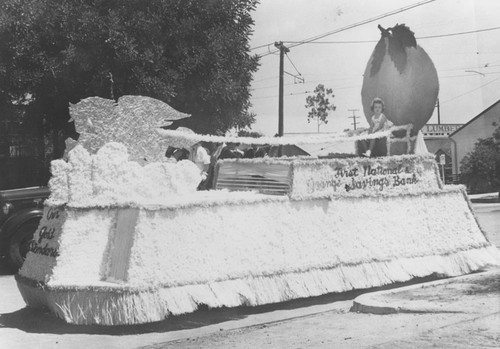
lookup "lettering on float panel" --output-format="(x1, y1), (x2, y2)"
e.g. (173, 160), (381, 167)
(292, 158), (432, 198)
(28, 207), (61, 257)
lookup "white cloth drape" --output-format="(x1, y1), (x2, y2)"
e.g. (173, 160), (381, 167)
(414, 131), (429, 154)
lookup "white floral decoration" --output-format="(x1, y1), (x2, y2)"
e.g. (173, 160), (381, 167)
(157, 124), (414, 148)
(46, 142), (202, 207)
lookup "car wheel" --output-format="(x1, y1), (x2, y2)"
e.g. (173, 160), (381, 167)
(7, 221), (39, 270)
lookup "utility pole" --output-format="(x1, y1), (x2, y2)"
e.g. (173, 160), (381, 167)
(348, 109), (359, 130)
(436, 98), (441, 124)
(275, 41), (289, 137)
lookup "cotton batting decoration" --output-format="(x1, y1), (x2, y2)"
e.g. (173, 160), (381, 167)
(16, 92), (499, 326)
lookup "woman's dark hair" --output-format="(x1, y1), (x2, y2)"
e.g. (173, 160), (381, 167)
(370, 97), (385, 112)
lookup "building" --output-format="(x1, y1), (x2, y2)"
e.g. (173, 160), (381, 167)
(0, 104), (48, 189)
(449, 99), (500, 176)
(422, 124), (463, 183)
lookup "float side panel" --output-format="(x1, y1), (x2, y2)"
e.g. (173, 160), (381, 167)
(16, 188), (500, 325)
(127, 189), (496, 287)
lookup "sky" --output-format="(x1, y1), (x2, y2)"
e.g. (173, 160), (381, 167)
(247, 0), (500, 136)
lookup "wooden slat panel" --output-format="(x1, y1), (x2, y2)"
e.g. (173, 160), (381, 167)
(217, 177), (289, 185)
(217, 181), (290, 191)
(218, 184), (289, 191)
(218, 178), (289, 185)
(215, 161), (291, 195)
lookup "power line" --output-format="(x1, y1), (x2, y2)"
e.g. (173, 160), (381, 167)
(418, 25), (500, 40)
(253, 8), (498, 55)
(250, 67), (500, 92)
(465, 70), (485, 77)
(441, 71), (500, 79)
(284, 71), (305, 84)
(251, 71), (500, 97)
(285, 53), (302, 77)
(250, 42), (275, 51)
(289, 90), (311, 96)
(441, 77), (500, 104)
(252, 76), (278, 83)
(252, 85), (359, 100)
(488, 58), (500, 66)
(281, 25), (500, 45)
(257, 0), (436, 58)
(283, 39), (376, 45)
(438, 63), (500, 74)
(251, 77), (358, 91)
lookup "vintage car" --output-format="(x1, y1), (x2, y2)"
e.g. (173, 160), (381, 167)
(0, 186), (49, 269)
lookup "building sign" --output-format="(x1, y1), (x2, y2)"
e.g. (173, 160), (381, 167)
(422, 124), (462, 137)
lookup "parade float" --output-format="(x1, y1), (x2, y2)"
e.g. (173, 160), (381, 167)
(16, 25), (499, 325)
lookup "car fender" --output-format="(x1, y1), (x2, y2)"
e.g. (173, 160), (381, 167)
(1, 207), (44, 241)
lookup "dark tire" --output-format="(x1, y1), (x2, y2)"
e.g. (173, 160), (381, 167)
(7, 221), (38, 270)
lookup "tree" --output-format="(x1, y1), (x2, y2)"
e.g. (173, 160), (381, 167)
(460, 118), (500, 194)
(0, 0), (260, 158)
(305, 84), (336, 133)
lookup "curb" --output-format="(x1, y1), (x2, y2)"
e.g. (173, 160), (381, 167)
(350, 268), (500, 315)
(470, 198), (500, 204)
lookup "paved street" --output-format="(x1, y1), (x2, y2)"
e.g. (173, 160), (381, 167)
(146, 302), (500, 349)
(0, 202), (499, 348)
(473, 202), (500, 247)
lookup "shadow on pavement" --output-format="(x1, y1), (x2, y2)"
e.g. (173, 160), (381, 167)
(0, 274), (442, 336)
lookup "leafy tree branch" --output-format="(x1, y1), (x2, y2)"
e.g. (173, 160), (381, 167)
(305, 84), (336, 133)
